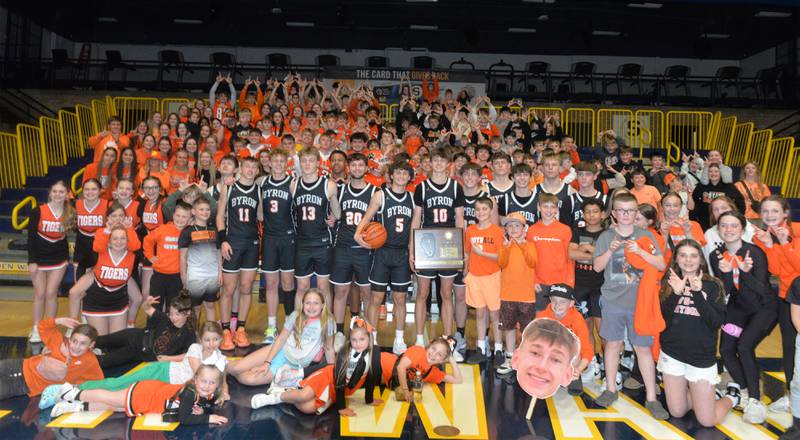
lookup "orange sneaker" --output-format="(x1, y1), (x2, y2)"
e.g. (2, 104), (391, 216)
(235, 327), (251, 348)
(378, 304), (387, 320)
(221, 329), (235, 351)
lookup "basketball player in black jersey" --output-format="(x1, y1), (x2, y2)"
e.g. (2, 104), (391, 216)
(258, 148), (296, 344)
(486, 152), (514, 203)
(356, 161), (415, 355)
(330, 153), (375, 344)
(561, 161), (609, 227)
(293, 146), (341, 310)
(461, 163), (491, 226)
(499, 163), (538, 225)
(411, 148), (465, 349)
(532, 152), (574, 214)
(216, 157), (261, 349)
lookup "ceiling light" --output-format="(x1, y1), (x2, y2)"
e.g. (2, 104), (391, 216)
(173, 18), (203, 25)
(592, 30), (621, 36)
(97, 17), (118, 23)
(509, 27), (537, 33)
(627, 2), (662, 9)
(700, 33), (730, 39)
(755, 11), (792, 18)
(409, 24), (438, 30)
(286, 21), (314, 27)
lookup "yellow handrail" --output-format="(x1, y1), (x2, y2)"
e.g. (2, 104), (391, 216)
(666, 142), (682, 167)
(12, 196), (37, 230)
(71, 166), (86, 196)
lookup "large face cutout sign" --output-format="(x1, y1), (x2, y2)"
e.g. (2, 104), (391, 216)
(512, 317), (580, 399)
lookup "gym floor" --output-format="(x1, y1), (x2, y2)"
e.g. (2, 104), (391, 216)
(0, 298), (789, 440)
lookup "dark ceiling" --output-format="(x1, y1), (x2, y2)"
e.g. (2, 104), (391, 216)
(4, 0), (800, 60)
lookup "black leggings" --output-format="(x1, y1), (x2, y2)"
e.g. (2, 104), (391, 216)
(719, 301), (778, 400)
(779, 300), (796, 389)
(95, 328), (152, 369)
(0, 358), (30, 400)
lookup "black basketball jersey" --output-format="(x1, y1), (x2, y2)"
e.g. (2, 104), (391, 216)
(532, 182), (572, 209)
(381, 188), (414, 249)
(486, 180), (514, 202)
(463, 190), (488, 226)
(416, 178), (462, 228)
(336, 183), (375, 248)
(562, 191), (609, 227)
(503, 192), (538, 225)
(261, 175), (295, 237)
(294, 176), (332, 245)
(225, 182), (260, 239)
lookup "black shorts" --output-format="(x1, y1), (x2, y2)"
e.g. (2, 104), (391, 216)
(149, 271), (184, 311)
(330, 246), (372, 286)
(222, 237), (260, 273)
(32, 237), (69, 269)
(73, 233), (98, 268)
(535, 283), (552, 312)
(136, 249), (153, 270)
(453, 271), (465, 287)
(499, 300), (536, 331)
(261, 235), (295, 273)
(295, 244), (333, 278)
(83, 281), (129, 317)
(575, 286), (602, 319)
(416, 269), (458, 279)
(369, 247), (411, 293)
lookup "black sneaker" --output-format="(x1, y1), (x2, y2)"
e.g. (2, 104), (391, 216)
(725, 383), (741, 408)
(466, 350), (489, 365)
(493, 350), (505, 368)
(568, 378), (584, 396)
(780, 425), (800, 440)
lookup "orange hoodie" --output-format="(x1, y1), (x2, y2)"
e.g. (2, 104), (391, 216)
(143, 222), (183, 274)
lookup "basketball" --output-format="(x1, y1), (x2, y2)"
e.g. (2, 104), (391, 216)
(361, 222), (387, 249)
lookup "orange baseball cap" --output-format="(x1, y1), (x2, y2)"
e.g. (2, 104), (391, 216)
(502, 212), (527, 226)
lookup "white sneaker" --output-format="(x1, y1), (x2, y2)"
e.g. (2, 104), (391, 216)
(58, 383), (80, 402)
(737, 388), (749, 410)
(29, 326), (41, 343)
(581, 359), (597, 383)
(392, 338), (408, 355)
(768, 395), (791, 413)
(743, 398), (767, 424)
(454, 332), (467, 354)
(497, 358), (513, 375)
(452, 350), (464, 363)
(262, 327), (277, 345)
(51, 401), (83, 417)
(333, 332), (346, 353)
(251, 391), (281, 409)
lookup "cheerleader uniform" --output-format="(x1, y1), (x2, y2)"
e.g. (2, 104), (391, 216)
(74, 199), (108, 275)
(123, 380), (215, 424)
(299, 348), (384, 414)
(83, 228), (139, 317)
(27, 204), (69, 270)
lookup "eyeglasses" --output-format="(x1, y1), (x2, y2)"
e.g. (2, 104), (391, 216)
(614, 208), (638, 215)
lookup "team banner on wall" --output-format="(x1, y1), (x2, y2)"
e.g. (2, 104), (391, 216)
(322, 67), (487, 103)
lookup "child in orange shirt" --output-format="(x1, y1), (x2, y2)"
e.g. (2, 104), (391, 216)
(526, 193), (573, 311)
(496, 212), (538, 374)
(536, 284), (593, 396)
(143, 201), (191, 310)
(393, 338), (463, 402)
(629, 170), (662, 216)
(0, 318), (102, 400)
(464, 197), (506, 364)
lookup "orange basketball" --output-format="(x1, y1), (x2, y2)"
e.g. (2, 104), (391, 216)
(361, 222), (387, 249)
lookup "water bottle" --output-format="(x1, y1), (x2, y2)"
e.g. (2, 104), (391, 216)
(412, 370), (423, 401)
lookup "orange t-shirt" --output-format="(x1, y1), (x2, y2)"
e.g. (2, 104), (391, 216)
(400, 345), (446, 384)
(630, 185), (662, 212)
(536, 305), (593, 362)
(22, 318), (104, 396)
(666, 221), (707, 247)
(142, 222), (183, 274)
(526, 220), (573, 286)
(465, 223), (505, 276)
(497, 241), (538, 302)
(754, 222), (800, 299)
(735, 181), (771, 220)
(89, 133), (130, 162)
(83, 162), (115, 200)
(167, 167), (195, 194)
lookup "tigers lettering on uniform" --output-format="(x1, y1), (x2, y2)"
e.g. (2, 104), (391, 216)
(99, 266), (129, 281)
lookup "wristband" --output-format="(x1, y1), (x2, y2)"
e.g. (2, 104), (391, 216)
(217, 229), (227, 245)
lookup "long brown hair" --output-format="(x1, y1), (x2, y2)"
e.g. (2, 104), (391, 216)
(659, 239), (723, 302)
(49, 180), (75, 232)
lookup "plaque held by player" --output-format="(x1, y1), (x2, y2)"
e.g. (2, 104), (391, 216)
(413, 228), (464, 270)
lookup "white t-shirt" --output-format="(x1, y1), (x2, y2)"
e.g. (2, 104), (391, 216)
(169, 343), (228, 383)
(282, 312), (336, 366)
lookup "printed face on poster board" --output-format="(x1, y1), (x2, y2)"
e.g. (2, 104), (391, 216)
(512, 317), (580, 399)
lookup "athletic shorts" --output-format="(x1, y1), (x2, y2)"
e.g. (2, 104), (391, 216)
(464, 272), (501, 311)
(261, 235), (295, 273)
(453, 271), (465, 287)
(573, 288), (602, 319)
(184, 276), (220, 306)
(149, 272), (184, 311)
(222, 237), (260, 273)
(330, 246), (372, 286)
(416, 269), (458, 279)
(535, 283), (552, 312)
(294, 245), (333, 278)
(73, 232), (98, 268)
(599, 300), (653, 347)
(657, 351), (720, 385)
(499, 300), (536, 331)
(369, 247), (412, 293)
(83, 281), (129, 317)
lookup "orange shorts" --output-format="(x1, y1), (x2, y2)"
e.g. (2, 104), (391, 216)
(465, 271), (501, 311)
(124, 381), (181, 417)
(300, 366), (336, 413)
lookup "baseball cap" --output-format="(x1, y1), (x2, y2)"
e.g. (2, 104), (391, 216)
(547, 283), (575, 301)
(502, 212), (527, 226)
(663, 172), (678, 187)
